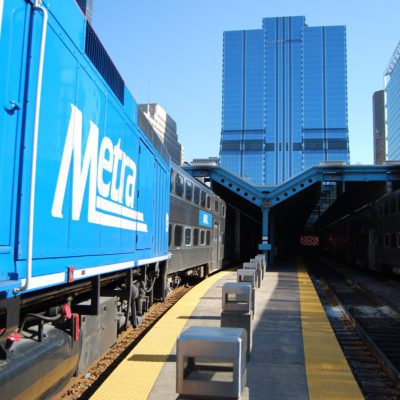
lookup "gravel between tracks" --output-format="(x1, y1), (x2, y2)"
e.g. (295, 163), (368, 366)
(56, 284), (192, 400)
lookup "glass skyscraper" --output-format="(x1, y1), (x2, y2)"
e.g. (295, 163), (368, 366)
(219, 16), (349, 186)
(385, 41), (400, 161)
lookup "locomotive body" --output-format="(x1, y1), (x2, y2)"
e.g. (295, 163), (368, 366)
(0, 1), (170, 397)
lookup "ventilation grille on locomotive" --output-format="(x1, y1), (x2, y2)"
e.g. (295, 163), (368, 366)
(85, 23), (125, 104)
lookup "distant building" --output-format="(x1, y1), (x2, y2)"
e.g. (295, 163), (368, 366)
(139, 103), (184, 165)
(372, 90), (386, 164)
(219, 16), (349, 186)
(191, 157), (219, 165)
(385, 41), (400, 161)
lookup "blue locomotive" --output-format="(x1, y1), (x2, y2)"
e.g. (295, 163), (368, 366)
(0, 1), (223, 398)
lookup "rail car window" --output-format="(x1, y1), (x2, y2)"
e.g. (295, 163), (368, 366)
(174, 225), (183, 247)
(378, 235), (383, 247)
(206, 195), (211, 209)
(384, 201), (389, 215)
(175, 174), (184, 197)
(206, 231), (211, 245)
(185, 228), (191, 246)
(193, 228), (199, 246)
(214, 200), (219, 212)
(384, 234), (390, 248)
(168, 224), (172, 246)
(391, 233), (396, 248)
(378, 204), (384, 217)
(391, 198), (396, 213)
(194, 186), (200, 205)
(170, 172), (174, 193)
(185, 181), (193, 202)
(200, 191), (206, 208)
(200, 230), (205, 245)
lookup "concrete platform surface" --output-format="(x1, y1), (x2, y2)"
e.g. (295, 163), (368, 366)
(92, 259), (364, 400)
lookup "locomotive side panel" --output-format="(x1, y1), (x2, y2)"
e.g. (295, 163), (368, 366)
(1, 0), (169, 296)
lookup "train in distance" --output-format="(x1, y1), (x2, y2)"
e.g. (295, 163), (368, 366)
(0, 1), (232, 398)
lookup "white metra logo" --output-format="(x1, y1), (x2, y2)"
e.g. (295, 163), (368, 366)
(52, 104), (147, 232)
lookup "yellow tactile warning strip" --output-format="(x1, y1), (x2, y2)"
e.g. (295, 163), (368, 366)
(297, 258), (364, 400)
(91, 270), (231, 400)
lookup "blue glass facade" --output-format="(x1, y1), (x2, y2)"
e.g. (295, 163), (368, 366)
(220, 30), (265, 184)
(386, 43), (400, 161)
(220, 16), (349, 186)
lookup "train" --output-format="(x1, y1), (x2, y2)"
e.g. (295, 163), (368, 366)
(0, 1), (228, 398)
(319, 189), (400, 274)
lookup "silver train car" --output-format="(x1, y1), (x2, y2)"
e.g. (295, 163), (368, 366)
(168, 163), (226, 286)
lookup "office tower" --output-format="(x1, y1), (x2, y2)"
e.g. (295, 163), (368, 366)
(372, 90), (386, 164)
(219, 16), (349, 186)
(385, 41), (400, 161)
(139, 103), (184, 165)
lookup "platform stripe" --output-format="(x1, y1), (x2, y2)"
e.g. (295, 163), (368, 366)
(91, 269), (231, 400)
(297, 258), (364, 399)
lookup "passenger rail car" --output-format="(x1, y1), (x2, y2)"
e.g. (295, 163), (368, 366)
(168, 164), (226, 284)
(320, 190), (400, 274)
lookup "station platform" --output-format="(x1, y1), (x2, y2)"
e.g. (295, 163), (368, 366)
(91, 258), (364, 400)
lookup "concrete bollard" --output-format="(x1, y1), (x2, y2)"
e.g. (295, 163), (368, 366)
(243, 262), (261, 289)
(236, 269), (256, 317)
(176, 326), (247, 399)
(221, 282), (253, 359)
(222, 282), (252, 314)
(255, 254), (266, 278)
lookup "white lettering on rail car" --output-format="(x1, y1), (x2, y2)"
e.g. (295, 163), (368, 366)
(52, 104), (147, 232)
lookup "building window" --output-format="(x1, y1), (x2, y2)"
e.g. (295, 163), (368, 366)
(214, 200), (219, 212)
(200, 230), (205, 245)
(185, 228), (191, 246)
(206, 230), (211, 245)
(185, 181), (193, 202)
(200, 191), (206, 208)
(175, 174), (184, 197)
(193, 228), (199, 246)
(170, 172), (174, 193)
(384, 234), (390, 248)
(206, 195), (211, 209)
(222, 205), (226, 217)
(174, 225), (183, 247)
(194, 186), (200, 205)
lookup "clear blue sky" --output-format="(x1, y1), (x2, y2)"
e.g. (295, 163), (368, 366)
(92, 0), (400, 164)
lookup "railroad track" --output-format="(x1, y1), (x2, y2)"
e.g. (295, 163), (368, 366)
(306, 258), (400, 399)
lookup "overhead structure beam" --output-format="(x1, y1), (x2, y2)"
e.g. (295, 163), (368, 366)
(183, 163), (400, 264)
